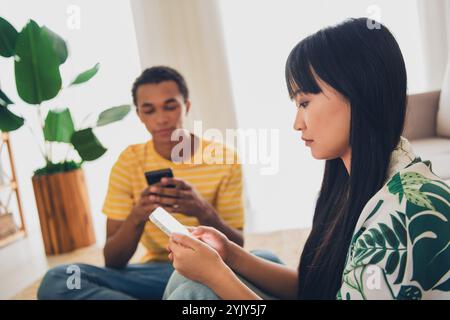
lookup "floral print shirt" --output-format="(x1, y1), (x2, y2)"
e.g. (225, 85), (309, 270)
(338, 137), (450, 300)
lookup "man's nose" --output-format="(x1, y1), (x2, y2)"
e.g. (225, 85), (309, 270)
(155, 111), (169, 125)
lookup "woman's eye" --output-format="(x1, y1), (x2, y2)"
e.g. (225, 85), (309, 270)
(298, 101), (309, 109)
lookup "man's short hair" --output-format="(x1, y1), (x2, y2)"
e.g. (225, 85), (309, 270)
(131, 66), (189, 106)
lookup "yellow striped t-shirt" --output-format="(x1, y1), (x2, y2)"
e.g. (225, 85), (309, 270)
(102, 137), (244, 262)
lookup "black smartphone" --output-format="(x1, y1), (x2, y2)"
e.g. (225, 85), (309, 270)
(145, 168), (175, 188)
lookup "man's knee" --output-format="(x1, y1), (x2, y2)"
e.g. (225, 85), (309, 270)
(37, 264), (73, 300)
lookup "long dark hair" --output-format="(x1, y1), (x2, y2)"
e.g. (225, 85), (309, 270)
(285, 18), (407, 299)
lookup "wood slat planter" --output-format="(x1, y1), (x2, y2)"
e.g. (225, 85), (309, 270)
(32, 169), (95, 255)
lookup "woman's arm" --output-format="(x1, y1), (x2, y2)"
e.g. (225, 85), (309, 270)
(224, 241), (299, 299)
(206, 264), (263, 300)
(169, 232), (299, 299)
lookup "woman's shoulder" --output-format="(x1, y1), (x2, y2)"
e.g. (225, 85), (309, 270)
(342, 157), (449, 300)
(360, 156), (449, 227)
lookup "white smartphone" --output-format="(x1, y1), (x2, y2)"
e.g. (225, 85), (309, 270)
(149, 207), (190, 236)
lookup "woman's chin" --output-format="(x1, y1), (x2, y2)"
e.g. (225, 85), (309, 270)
(310, 148), (333, 160)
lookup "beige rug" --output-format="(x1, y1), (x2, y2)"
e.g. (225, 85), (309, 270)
(12, 228), (310, 300)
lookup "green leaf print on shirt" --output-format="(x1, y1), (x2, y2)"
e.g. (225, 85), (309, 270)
(388, 172), (435, 209)
(351, 212), (407, 277)
(388, 171), (450, 292)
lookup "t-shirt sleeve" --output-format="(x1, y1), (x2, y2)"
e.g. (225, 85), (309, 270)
(215, 162), (245, 229)
(102, 148), (135, 221)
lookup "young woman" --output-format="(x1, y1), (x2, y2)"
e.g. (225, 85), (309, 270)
(163, 18), (450, 300)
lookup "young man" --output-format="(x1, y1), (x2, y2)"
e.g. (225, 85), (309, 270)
(37, 66), (246, 299)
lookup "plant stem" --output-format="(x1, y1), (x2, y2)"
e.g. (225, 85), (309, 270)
(36, 104), (50, 164)
(80, 112), (93, 128)
(64, 145), (72, 163)
(358, 265), (368, 300)
(25, 121), (47, 161)
(382, 269), (396, 299)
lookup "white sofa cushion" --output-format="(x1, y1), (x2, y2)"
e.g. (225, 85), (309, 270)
(410, 138), (450, 179)
(437, 62), (450, 137)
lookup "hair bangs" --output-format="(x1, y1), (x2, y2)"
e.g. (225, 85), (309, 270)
(285, 41), (322, 99)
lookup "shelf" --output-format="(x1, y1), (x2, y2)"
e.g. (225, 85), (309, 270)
(0, 229), (26, 249)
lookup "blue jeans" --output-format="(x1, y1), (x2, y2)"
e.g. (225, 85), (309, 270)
(163, 250), (283, 300)
(37, 262), (174, 300)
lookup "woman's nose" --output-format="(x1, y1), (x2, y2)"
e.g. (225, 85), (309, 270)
(293, 109), (305, 131)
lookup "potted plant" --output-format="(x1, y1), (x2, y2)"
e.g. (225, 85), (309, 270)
(0, 17), (131, 255)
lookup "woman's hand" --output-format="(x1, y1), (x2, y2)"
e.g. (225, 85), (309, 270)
(167, 233), (228, 286)
(188, 226), (231, 262)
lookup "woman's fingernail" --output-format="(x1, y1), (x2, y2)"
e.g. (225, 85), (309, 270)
(150, 187), (157, 192)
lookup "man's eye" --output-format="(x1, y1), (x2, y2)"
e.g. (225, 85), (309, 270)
(143, 109), (154, 114)
(165, 104), (178, 110)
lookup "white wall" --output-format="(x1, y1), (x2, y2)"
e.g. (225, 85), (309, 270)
(0, 0), (143, 245)
(218, 0), (438, 231)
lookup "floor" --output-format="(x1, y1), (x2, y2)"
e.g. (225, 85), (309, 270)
(0, 227), (110, 300)
(0, 230), (50, 299)
(1, 227), (309, 300)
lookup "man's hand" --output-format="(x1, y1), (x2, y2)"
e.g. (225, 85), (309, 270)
(129, 185), (160, 225)
(148, 177), (213, 221)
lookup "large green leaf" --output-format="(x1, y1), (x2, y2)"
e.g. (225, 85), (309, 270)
(0, 88), (13, 106)
(42, 26), (68, 64)
(14, 20), (62, 104)
(71, 128), (107, 161)
(0, 16), (18, 57)
(0, 106), (24, 132)
(408, 181), (450, 291)
(96, 104), (131, 127)
(43, 108), (75, 143)
(70, 63), (99, 86)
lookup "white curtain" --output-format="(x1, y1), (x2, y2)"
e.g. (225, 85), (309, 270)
(129, 0), (238, 134)
(417, 0), (450, 91)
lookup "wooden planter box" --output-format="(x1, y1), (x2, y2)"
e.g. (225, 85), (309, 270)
(32, 169), (96, 255)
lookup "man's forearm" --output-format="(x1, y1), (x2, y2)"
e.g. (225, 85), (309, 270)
(103, 214), (146, 268)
